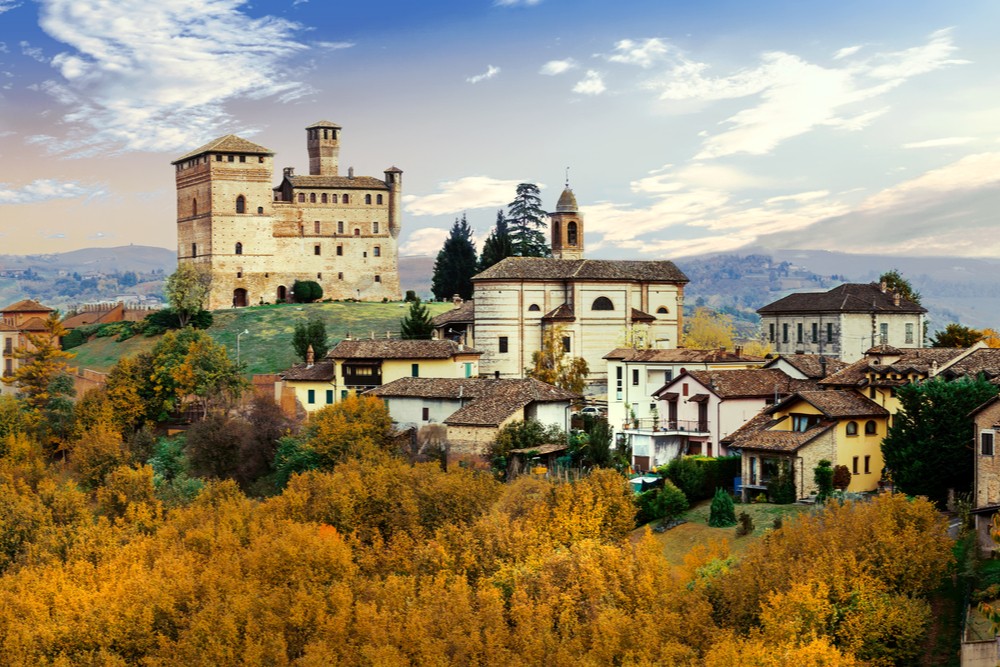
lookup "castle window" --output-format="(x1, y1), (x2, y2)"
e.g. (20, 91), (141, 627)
(298, 193), (305, 203)
(342, 194), (349, 204)
(236, 196), (245, 214)
(191, 243), (197, 257)
(239, 155), (246, 163)
(365, 194), (372, 205)
(314, 245), (321, 255)
(310, 193), (316, 203)
(528, 304), (540, 312)
(259, 156), (264, 163)
(375, 275), (381, 283)
(235, 242), (243, 255)
(354, 229), (360, 236)
(656, 306), (668, 314)
(337, 221), (344, 234)
(377, 194), (383, 205)
(363, 251), (367, 258)
(372, 221), (379, 234)
(373, 246), (380, 257)
(314, 221), (320, 234)
(563, 336), (571, 353)
(321, 193), (328, 204)
(317, 273), (322, 279)
(237, 271), (242, 278)
(338, 272), (344, 280)
(567, 221), (578, 246)
(216, 155), (222, 161)
(982, 431), (995, 456)
(192, 199), (197, 216)
(591, 297), (614, 311)
(337, 245), (343, 256)
(553, 220), (560, 242)
(257, 206), (263, 214)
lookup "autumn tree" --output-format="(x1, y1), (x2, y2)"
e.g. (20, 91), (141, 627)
(488, 419), (566, 477)
(1, 313), (75, 415)
(878, 268), (921, 305)
(431, 214), (478, 301)
(526, 325), (589, 393)
(931, 322), (983, 348)
(684, 307), (735, 350)
(478, 210), (515, 272)
(292, 316), (329, 362)
(399, 298), (434, 340)
(506, 182), (549, 257)
(164, 263), (212, 327)
(881, 375), (997, 505)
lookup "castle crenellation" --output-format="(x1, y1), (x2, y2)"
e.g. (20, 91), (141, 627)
(172, 121), (402, 310)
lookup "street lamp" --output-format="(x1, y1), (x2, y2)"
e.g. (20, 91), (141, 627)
(237, 329), (249, 365)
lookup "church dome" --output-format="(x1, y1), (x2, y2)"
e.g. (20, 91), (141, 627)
(555, 187), (578, 212)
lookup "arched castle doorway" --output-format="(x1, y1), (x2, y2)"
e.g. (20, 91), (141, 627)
(233, 288), (248, 308)
(277, 285), (287, 302)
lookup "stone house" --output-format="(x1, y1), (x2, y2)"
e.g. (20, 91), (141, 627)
(603, 347), (766, 445)
(728, 390), (890, 500)
(971, 396), (1000, 552)
(278, 338), (481, 413)
(432, 297), (475, 347)
(761, 353), (847, 380)
(758, 282), (927, 362)
(1, 299), (55, 397)
(366, 377), (579, 467)
(624, 368), (814, 470)
(172, 121), (402, 310)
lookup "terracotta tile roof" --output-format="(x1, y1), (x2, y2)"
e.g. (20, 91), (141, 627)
(473, 257), (689, 283)
(603, 347), (765, 364)
(764, 354), (848, 379)
(286, 175), (389, 190)
(757, 283), (926, 315)
(328, 339), (480, 360)
(281, 360), (335, 382)
(431, 300), (475, 327)
(941, 349), (1000, 381)
(631, 307), (656, 323)
(542, 303), (575, 321)
(657, 369), (814, 399)
(737, 422), (835, 453)
(2, 299), (53, 314)
(13, 316), (49, 332)
(721, 410), (780, 445)
(172, 134), (273, 163)
(819, 348), (966, 387)
(366, 377), (579, 427)
(866, 344), (903, 355)
(774, 390), (889, 418)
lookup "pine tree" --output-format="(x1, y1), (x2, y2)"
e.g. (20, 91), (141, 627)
(506, 183), (550, 257)
(400, 299), (434, 340)
(431, 214), (478, 301)
(292, 317), (329, 362)
(478, 210), (515, 272)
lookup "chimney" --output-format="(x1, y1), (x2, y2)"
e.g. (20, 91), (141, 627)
(820, 356), (827, 377)
(306, 344), (314, 368)
(348, 166), (354, 179)
(930, 359), (939, 376)
(453, 294), (463, 307)
(893, 292), (901, 307)
(880, 280), (887, 293)
(734, 345), (743, 357)
(284, 167), (295, 178)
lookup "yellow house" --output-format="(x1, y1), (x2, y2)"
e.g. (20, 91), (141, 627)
(731, 390), (889, 500)
(279, 338), (481, 413)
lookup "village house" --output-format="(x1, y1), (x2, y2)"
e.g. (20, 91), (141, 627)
(972, 395), (1000, 553)
(761, 353), (848, 380)
(624, 368), (814, 470)
(278, 338), (481, 413)
(172, 121), (403, 310)
(758, 282), (926, 363)
(471, 187), (688, 391)
(432, 297), (475, 347)
(0, 299), (56, 397)
(603, 347), (766, 442)
(728, 390), (890, 500)
(365, 377), (579, 467)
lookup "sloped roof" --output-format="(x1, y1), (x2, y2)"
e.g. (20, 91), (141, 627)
(367, 377), (579, 427)
(328, 339), (480, 360)
(721, 410), (781, 446)
(431, 300), (475, 327)
(757, 283), (926, 315)
(772, 390), (889, 419)
(763, 354), (848, 379)
(819, 348), (966, 387)
(555, 187), (578, 212)
(281, 360), (335, 382)
(603, 347), (765, 364)
(172, 134), (273, 163)
(940, 349), (1000, 382)
(284, 174), (389, 190)
(631, 307), (656, 323)
(473, 257), (689, 283)
(737, 423), (835, 453)
(658, 369), (814, 400)
(542, 303), (575, 321)
(2, 299), (53, 314)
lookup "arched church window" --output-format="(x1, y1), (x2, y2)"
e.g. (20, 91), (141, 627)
(656, 306), (669, 314)
(528, 304), (541, 312)
(592, 297), (614, 311)
(567, 221), (578, 246)
(235, 242), (243, 255)
(236, 195), (245, 214)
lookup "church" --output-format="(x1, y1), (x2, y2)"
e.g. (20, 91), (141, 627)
(466, 186), (689, 389)
(172, 121), (402, 310)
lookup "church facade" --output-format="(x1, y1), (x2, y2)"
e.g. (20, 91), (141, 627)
(172, 121), (402, 310)
(472, 187), (688, 389)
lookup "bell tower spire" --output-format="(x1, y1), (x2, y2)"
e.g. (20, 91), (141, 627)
(550, 172), (583, 260)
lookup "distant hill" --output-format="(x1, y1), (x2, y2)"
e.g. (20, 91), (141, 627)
(0, 245), (176, 274)
(399, 255), (435, 298)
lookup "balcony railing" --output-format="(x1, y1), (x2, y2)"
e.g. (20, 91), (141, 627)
(342, 373), (381, 387)
(622, 418), (709, 434)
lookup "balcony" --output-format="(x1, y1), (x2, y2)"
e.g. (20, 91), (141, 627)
(342, 372), (382, 388)
(621, 418), (710, 436)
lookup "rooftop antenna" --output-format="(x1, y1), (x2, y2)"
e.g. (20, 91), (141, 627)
(565, 166), (570, 188)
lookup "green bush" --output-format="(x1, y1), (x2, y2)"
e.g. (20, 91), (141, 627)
(293, 280), (323, 303)
(657, 480), (689, 521)
(660, 454), (741, 501)
(708, 487), (736, 527)
(61, 329), (87, 350)
(814, 459), (834, 503)
(767, 468), (797, 504)
(735, 510), (754, 537)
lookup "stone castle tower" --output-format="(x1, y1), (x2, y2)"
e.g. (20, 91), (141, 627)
(549, 185), (583, 260)
(172, 121), (402, 310)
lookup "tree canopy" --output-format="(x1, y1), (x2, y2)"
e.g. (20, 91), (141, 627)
(164, 263), (212, 327)
(400, 298), (434, 340)
(431, 214), (478, 301)
(292, 317), (329, 362)
(683, 307), (735, 350)
(506, 183), (550, 257)
(879, 268), (921, 305)
(478, 210), (515, 272)
(526, 325), (589, 394)
(932, 322), (984, 348)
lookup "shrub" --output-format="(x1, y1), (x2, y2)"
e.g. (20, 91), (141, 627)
(405, 290), (418, 302)
(767, 468), (796, 504)
(657, 480), (689, 522)
(832, 464), (852, 491)
(814, 459), (834, 503)
(61, 329), (87, 350)
(772, 516), (783, 531)
(736, 511), (754, 537)
(753, 493), (767, 504)
(662, 457), (705, 501)
(293, 280), (323, 303)
(709, 487), (737, 527)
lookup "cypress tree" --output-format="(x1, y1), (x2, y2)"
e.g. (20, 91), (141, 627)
(506, 183), (550, 257)
(431, 214), (478, 301)
(478, 209), (515, 272)
(400, 299), (434, 340)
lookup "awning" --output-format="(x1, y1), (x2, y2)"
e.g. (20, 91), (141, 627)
(657, 391), (679, 401)
(688, 393), (710, 403)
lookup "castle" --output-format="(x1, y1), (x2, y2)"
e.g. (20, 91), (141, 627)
(172, 121), (402, 310)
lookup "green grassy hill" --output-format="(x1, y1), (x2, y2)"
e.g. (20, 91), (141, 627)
(67, 301), (453, 376)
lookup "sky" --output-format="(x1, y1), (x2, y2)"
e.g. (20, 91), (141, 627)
(1, 0), (999, 261)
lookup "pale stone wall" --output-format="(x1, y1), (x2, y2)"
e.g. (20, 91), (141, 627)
(974, 400), (1000, 510)
(762, 311), (924, 363)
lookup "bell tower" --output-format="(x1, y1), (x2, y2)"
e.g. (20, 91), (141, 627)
(307, 120), (341, 176)
(550, 174), (583, 260)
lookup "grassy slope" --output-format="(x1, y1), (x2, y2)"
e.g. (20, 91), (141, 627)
(67, 301), (453, 376)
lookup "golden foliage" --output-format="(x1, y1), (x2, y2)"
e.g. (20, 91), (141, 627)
(683, 307), (735, 350)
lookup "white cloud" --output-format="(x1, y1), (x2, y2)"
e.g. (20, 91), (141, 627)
(20, 41), (46, 62)
(466, 65), (500, 84)
(631, 163), (774, 193)
(403, 176), (525, 216)
(833, 45), (863, 60)
(0, 2), (19, 14)
(903, 136), (974, 149)
(643, 29), (968, 159)
(0, 179), (107, 205)
(399, 228), (450, 256)
(539, 59), (577, 76)
(605, 38), (670, 68)
(315, 41), (355, 50)
(31, 0), (309, 156)
(573, 70), (605, 96)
